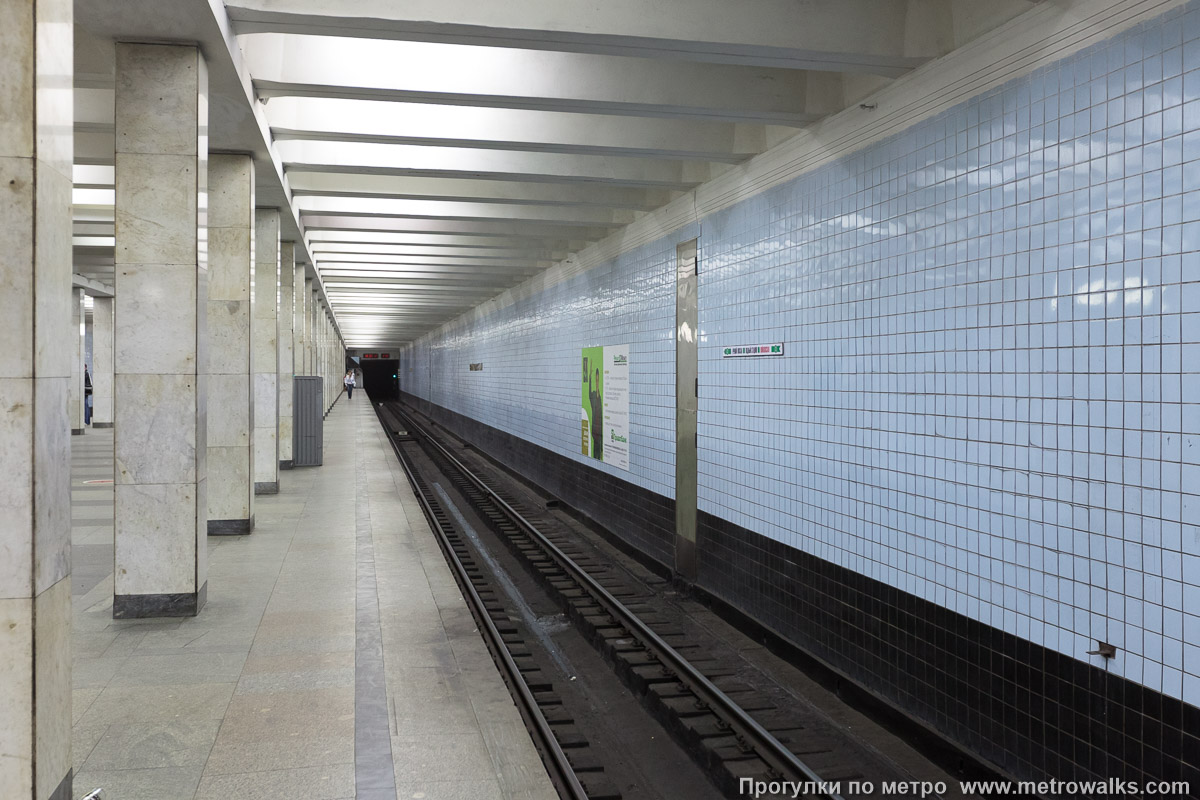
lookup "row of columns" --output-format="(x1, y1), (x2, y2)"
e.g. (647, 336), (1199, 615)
(2, 28), (348, 800)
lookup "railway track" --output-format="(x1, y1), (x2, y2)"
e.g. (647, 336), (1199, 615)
(377, 399), (939, 800)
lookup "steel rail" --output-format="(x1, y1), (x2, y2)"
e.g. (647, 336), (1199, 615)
(394, 404), (844, 800)
(374, 403), (590, 800)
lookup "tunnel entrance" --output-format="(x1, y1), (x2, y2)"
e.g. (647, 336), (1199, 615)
(360, 359), (399, 400)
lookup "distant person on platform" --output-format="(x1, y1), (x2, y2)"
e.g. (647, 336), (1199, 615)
(344, 370), (356, 399)
(84, 365), (93, 426)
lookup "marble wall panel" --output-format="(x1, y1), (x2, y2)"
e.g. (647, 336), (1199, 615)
(0, 596), (34, 797)
(207, 155), (253, 229)
(114, 152), (199, 266)
(207, 299), (251, 376)
(253, 371), (277, 483)
(113, 372), (198, 486)
(207, 227), (253, 301)
(33, 375), (69, 595)
(33, 165), (71, 380)
(0, 0), (33, 157)
(207, 446), (251, 520)
(0, 377), (34, 597)
(0, 156), (34, 380)
(207, 372), (251, 447)
(33, 577), (70, 799)
(114, 44), (199, 156)
(114, 481), (201, 597)
(92, 297), (114, 425)
(114, 264), (199, 375)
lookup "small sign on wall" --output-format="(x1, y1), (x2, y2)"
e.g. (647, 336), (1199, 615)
(469, 363), (483, 371)
(722, 343), (784, 358)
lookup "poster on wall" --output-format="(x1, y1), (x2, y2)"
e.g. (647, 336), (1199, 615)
(580, 345), (629, 470)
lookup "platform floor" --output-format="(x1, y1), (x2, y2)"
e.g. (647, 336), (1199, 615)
(69, 399), (556, 800)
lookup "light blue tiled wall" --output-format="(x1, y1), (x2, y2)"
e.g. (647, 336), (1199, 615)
(403, 5), (1200, 706)
(401, 231), (689, 499)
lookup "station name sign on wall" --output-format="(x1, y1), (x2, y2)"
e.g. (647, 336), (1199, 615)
(722, 343), (784, 358)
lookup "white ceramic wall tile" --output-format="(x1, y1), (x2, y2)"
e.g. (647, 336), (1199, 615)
(403, 4), (1200, 705)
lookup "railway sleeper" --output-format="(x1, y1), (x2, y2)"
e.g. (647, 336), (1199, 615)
(577, 775), (622, 800)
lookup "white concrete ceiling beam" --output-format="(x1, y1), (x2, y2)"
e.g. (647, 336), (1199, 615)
(316, 254), (548, 270)
(286, 147), (701, 190)
(310, 243), (568, 260)
(325, 275), (529, 288)
(225, 0), (929, 74)
(306, 230), (586, 251)
(294, 196), (634, 229)
(266, 98), (763, 162)
(244, 34), (823, 125)
(302, 215), (612, 242)
(288, 172), (670, 211)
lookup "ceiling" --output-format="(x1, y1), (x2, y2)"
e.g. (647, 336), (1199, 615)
(72, 0), (1037, 349)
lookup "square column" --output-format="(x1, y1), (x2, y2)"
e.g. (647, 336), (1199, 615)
(292, 262), (305, 379)
(69, 287), (85, 434)
(0, 0), (75, 795)
(113, 42), (208, 618)
(206, 154), (255, 533)
(92, 296), (113, 427)
(278, 242), (295, 469)
(304, 279), (315, 373)
(253, 209), (280, 494)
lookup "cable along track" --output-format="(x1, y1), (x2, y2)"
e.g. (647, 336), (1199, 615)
(379, 400), (859, 800)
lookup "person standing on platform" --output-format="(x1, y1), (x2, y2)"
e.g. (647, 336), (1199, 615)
(344, 370), (356, 399)
(84, 365), (93, 426)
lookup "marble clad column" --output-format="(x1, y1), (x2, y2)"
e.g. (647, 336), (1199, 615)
(325, 312), (333, 411)
(206, 154), (255, 533)
(321, 312), (328, 411)
(69, 287), (85, 434)
(112, 42), (209, 618)
(92, 296), (114, 427)
(292, 262), (305, 386)
(0, 0), (75, 795)
(305, 279), (315, 374)
(253, 209), (280, 494)
(278, 241), (295, 469)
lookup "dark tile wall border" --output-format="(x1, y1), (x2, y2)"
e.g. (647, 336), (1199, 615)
(698, 512), (1200, 790)
(402, 392), (676, 569)
(401, 393), (1200, 791)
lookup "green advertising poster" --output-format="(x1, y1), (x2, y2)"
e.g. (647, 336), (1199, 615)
(580, 345), (629, 470)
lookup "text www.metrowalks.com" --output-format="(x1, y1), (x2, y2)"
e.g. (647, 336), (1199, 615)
(739, 778), (1193, 798)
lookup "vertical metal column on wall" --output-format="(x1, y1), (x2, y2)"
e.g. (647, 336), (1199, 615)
(675, 240), (699, 581)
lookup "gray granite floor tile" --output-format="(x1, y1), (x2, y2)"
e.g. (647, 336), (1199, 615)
(392, 779), (505, 800)
(77, 683), (235, 726)
(390, 733), (495, 783)
(193, 764), (355, 800)
(71, 766), (204, 800)
(82, 719), (221, 770)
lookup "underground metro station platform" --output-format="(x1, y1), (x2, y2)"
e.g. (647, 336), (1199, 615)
(3, 0), (1199, 798)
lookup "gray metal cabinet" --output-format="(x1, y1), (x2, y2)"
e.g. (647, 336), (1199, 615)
(293, 376), (323, 466)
